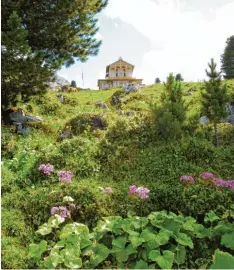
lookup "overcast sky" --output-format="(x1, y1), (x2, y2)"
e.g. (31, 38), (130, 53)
(57, 0), (234, 89)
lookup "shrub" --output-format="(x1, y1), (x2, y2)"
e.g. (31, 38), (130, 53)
(64, 114), (107, 136)
(1, 237), (29, 269)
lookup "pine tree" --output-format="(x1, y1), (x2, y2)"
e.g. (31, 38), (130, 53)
(1, 0), (108, 112)
(71, 80), (77, 87)
(175, 73), (184, 81)
(1, 11), (51, 111)
(201, 59), (230, 146)
(152, 73), (186, 140)
(155, 77), (161, 84)
(221, 35), (234, 79)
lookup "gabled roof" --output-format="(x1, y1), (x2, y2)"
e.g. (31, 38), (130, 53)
(107, 57), (134, 68)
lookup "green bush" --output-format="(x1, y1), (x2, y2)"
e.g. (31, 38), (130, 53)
(28, 209), (234, 269)
(1, 237), (29, 269)
(64, 113), (107, 136)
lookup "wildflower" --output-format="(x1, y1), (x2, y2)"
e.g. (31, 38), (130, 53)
(180, 175), (195, 183)
(58, 170), (73, 184)
(128, 185), (137, 195)
(39, 163), (54, 176)
(50, 206), (69, 218)
(128, 185), (150, 200)
(212, 178), (234, 190)
(103, 187), (113, 194)
(200, 172), (214, 180)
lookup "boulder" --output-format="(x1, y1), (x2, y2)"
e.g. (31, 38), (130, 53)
(95, 101), (109, 109)
(9, 110), (42, 124)
(59, 129), (73, 140)
(56, 94), (64, 104)
(123, 83), (139, 94)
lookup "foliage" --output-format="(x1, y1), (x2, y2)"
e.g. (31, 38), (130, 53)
(175, 73), (184, 81)
(155, 77), (161, 84)
(28, 209), (234, 269)
(151, 73), (186, 140)
(64, 113), (107, 136)
(1, 11), (50, 110)
(71, 80), (77, 87)
(201, 58), (230, 146)
(1, 0), (108, 110)
(221, 35), (234, 79)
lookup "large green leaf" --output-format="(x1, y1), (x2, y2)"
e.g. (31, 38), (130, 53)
(111, 243), (136, 262)
(174, 233), (193, 248)
(36, 223), (52, 236)
(129, 235), (145, 248)
(221, 232), (234, 250)
(141, 229), (156, 242)
(150, 250), (174, 269)
(49, 214), (65, 228)
(44, 251), (62, 269)
(156, 228), (172, 245)
(134, 259), (149, 269)
(89, 244), (109, 267)
(112, 236), (127, 248)
(61, 246), (82, 269)
(28, 240), (47, 259)
(156, 250), (174, 269)
(149, 250), (160, 261)
(210, 249), (234, 269)
(175, 244), (186, 265)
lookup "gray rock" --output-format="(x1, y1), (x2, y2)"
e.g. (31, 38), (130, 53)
(184, 92), (193, 96)
(59, 129), (73, 140)
(123, 83), (139, 94)
(9, 110), (42, 124)
(95, 101), (109, 109)
(199, 116), (209, 124)
(225, 104), (234, 124)
(56, 94), (64, 104)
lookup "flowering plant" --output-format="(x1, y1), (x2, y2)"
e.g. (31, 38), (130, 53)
(180, 175), (195, 184)
(50, 206), (69, 218)
(58, 170), (73, 184)
(128, 185), (150, 200)
(38, 163), (54, 176)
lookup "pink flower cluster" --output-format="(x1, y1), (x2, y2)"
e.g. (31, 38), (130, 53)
(200, 172), (214, 180)
(38, 163), (54, 176)
(58, 170), (73, 184)
(128, 185), (150, 200)
(103, 187), (113, 194)
(200, 172), (234, 190)
(180, 175), (195, 183)
(50, 206), (69, 218)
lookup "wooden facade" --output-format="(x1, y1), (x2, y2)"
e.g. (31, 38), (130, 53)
(97, 57), (143, 89)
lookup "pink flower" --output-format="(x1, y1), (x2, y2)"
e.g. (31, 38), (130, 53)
(200, 172), (214, 180)
(180, 175), (195, 183)
(50, 206), (69, 218)
(128, 185), (137, 195)
(128, 185), (150, 200)
(39, 163), (54, 176)
(58, 170), (73, 184)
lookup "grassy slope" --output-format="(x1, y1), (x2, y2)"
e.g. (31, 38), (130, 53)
(1, 80), (234, 268)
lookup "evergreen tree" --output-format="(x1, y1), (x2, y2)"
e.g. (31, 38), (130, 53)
(1, 0), (108, 112)
(221, 35), (234, 79)
(155, 77), (161, 84)
(201, 59), (230, 146)
(1, 12), (51, 111)
(175, 73), (184, 81)
(152, 73), (186, 140)
(71, 80), (77, 87)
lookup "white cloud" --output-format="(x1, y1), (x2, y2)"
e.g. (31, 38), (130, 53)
(104, 0), (234, 83)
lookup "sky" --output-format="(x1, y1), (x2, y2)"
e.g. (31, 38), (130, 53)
(57, 0), (234, 89)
